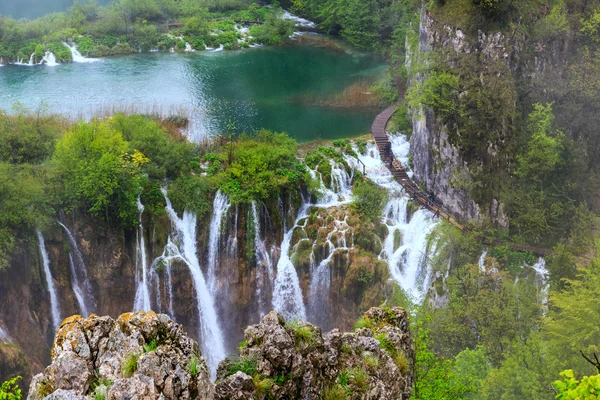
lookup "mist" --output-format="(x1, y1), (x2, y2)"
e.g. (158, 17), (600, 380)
(0, 0), (110, 19)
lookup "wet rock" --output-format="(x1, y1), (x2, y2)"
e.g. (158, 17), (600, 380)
(27, 311), (213, 400)
(215, 306), (414, 400)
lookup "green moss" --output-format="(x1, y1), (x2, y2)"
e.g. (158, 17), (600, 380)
(143, 339), (157, 353)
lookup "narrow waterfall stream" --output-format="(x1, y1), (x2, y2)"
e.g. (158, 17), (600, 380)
(206, 190), (230, 294)
(58, 222), (94, 317)
(133, 197), (151, 312)
(37, 230), (62, 331)
(62, 42), (100, 63)
(161, 188), (225, 378)
(252, 201), (275, 318)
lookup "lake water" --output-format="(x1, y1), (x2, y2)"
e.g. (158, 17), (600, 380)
(0, 43), (386, 142)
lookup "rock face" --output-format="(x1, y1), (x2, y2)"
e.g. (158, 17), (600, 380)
(215, 306), (414, 400)
(27, 307), (413, 399)
(27, 311), (214, 400)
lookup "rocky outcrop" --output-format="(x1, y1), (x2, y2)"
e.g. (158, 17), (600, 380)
(27, 307), (413, 399)
(215, 306), (414, 399)
(27, 311), (213, 400)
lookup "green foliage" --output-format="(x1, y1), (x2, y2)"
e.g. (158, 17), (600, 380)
(354, 316), (374, 331)
(54, 120), (144, 226)
(219, 130), (304, 204)
(351, 179), (387, 223)
(187, 356), (205, 377)
(249, 11), (295, 45)
(369, 78), (399, 105)
(0, 376), (21, 400)
(363, 353), (379, 370)
(285, 319), (318, 350)
(166, 175), (215, 217)
(348, 367), (369, 391)
(453, 347), (490, 396)
(534, 0), (569, 40)
(143, 339), (157, 353)
(412, 324), (474, 400)
(554, 370), (600, 400)
(89, 377), (112, 400)
(122, 353), (140, 378)
(227, 356), (258, 377)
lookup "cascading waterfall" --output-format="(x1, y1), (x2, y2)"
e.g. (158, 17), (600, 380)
(58, 222), (94, 317)
(161, 188), (225, 378)
(40, 52), (59, 66)
(185, 42), (194, 52)
(252, 201), (275, 317)
(0, 325), (12, 344)
(37, 230), (61, 331)
(62, 42), (99, 63)
(226, 206), (239, 257)
(531, 257), (549, 308)
(344, 135), (439, 302)
(307, 217), (350, 327)
(206, 190), (231, 293)
(273, 161), (353, 321)
(133, 196), (152, 312)
(272, 202), (310, 321)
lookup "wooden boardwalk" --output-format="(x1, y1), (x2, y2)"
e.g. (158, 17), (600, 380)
(371, 104), (464, 230)
(370, 104), (553, 256)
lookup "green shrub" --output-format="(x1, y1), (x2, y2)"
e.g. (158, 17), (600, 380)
(188, 356), (205, 377)
(253, 375), (274, 396)
(351, 179), (388, 223)
(363, 353), (379, 370)
(375, 333), (397, 357)
(338, 369), (350, 387)
(122, 353), (140, 378)
(285, 319), (317, 348)
(354, 317), (374, 331)
(349, 367), (369, 391)
(0, 376), (22, 400)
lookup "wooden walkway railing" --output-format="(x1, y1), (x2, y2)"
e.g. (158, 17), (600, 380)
(370, 104), (553, 256)
(371, 104), (464, 230)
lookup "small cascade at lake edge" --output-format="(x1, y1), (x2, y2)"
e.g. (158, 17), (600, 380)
(133, 196), (152, 312)
(161, 188), (225, 379)
(62, 42), (100, 63)
(252, 201), (275, 318)
(206, 190), (231, 294)
(37, 230), (61, 331)
(58, 222), (94, 317)
(40, 52), (59, 66)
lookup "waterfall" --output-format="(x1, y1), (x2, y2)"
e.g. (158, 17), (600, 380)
(226, 206), (239, 257)
(272, 202), (310, 321)
(161, 188), (225, 378)
(37, 230), (61, 331)
(58, 222), (94, 317)
(252, 201), (275, 317)
(0, 325), (12, 344)
(40, 52), (59, 66)
(185, 42), (194, 52)
(531, 257), (549, 308)
(206, 190), (230, 293)
(133, 197), (152, 312)
(62, 42), (99, 63)
(307, 217), (350, 327)
(478, 250), (488, 271)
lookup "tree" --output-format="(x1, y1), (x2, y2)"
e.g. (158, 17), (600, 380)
(0, 376), (22, 400)
(54, 120), (145, 226)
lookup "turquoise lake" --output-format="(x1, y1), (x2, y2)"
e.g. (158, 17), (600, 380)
(0, 43), (386, 142)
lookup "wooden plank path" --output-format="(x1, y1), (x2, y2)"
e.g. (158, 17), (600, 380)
(371, 104), (464, 230)
(370, 104), (553, 256)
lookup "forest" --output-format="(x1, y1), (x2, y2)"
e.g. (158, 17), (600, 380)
(1, 0), (600, 399)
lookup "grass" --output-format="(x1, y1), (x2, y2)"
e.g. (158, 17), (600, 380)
(338, 369), (350, 387)
(188, 356), (206, 377)
(363, 353), (379, 370)
(340, 343), (353, 354)
(394, 351), (409, 374)
(37, 379), (54, 398)
(143, 338), (158, 353)
(285, 320), (317, 348)
(253, 374), (274, 396)
(375, 333), (398, 357)
(349, 367), (369, 392)
(323, 384), (348, 400)
(354, 317), (375, 331)
(122, 352), (140, 378)
(227, 355), (258, 377)
(237, 340), (248, 351)
(90, 378), (112, 400)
